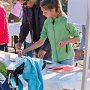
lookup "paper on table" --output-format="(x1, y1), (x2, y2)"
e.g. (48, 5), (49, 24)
(0, 57), (4, 61)
(47, 65), (83, 73)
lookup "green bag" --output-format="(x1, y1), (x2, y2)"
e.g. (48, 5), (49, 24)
(0, 62), (7, 77)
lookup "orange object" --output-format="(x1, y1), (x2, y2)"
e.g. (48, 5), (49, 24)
(48, 65), (82, 73)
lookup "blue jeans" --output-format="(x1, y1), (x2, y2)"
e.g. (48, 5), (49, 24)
(57, 58), (74, 65)
(24, 42), (33, 57)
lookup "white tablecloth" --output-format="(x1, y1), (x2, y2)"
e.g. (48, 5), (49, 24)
(42, 63), (90, 90)
(0, 51), (90, 90)
(8, 23), (31, 43)
(0, 51), (18, 67)
(0, 51), (28, 90)
(8, 23), (21, 36)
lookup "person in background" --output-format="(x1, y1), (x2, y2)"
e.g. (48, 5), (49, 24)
(8, 0), (23, 50)
(15, 0), (51, 60)
(8, 0), (23, 22)
(75, 25), (85, 60)
(18, 0), (80, 65)
(0, 1), (10, 52)
(0, 2), (10, 90)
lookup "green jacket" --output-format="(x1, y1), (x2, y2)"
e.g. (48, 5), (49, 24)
(40, 16), (80, 62)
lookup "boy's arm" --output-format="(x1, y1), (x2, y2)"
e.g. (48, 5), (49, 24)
(58, 37), (80, 48)
(58, 23), (80, 48)
(66, 37), (80, 43)
(38, 39), (51, 59)
(40, 39), (50, 51)
(18, 38), (45, 56)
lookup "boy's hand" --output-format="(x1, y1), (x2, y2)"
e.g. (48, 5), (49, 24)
(18, 50), (26, 57)
(38, 50), (46, 59)
(58, 40), (68, 47)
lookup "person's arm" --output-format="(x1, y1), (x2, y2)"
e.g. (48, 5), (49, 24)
(19, 22), (29, 43)
(58, 23), (80, 48)
(37, 39), (51, 59)
(40, 39), (50, 51)
(15, 8), (31, 50)
(15, 12), (29, 49)
(58, 37), (80, 47)
(18, 19), (48, 56)
(18, 7), (32, 43)
(18, 38), (45, 56)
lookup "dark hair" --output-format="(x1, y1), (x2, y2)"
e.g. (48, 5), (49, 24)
(23, 0), (29, 6)
(40, 0), (62, 12)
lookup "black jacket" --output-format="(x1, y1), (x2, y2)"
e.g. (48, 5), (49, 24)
(18, 1), (51, 60)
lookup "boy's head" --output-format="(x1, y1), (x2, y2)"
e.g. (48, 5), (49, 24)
(40, 0), (64, 18)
